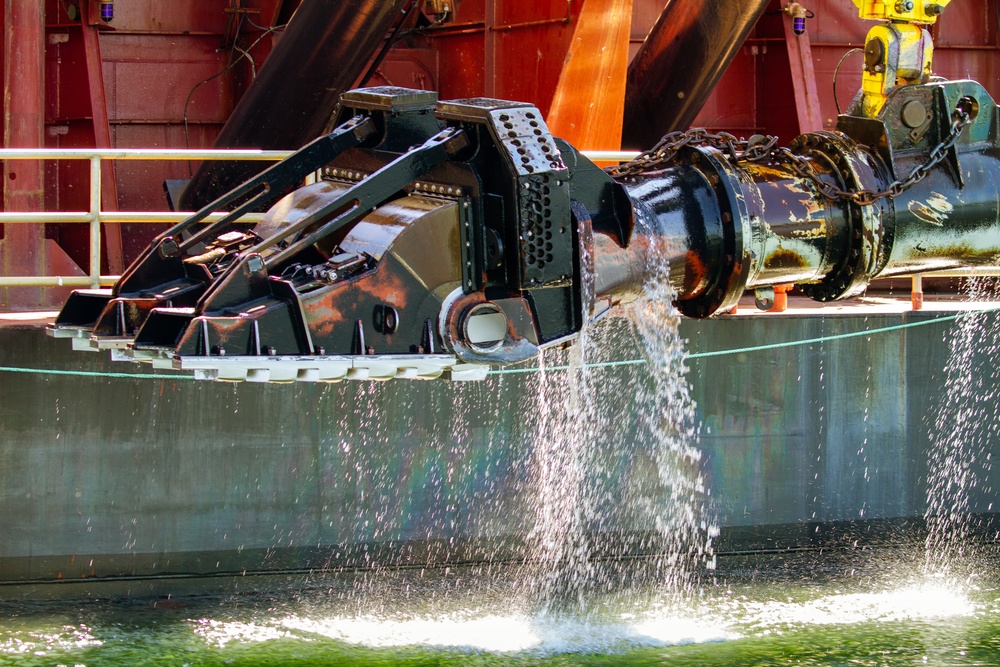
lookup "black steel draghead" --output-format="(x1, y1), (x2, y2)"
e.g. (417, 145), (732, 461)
(53, 79), (1000, 384)
(49, 87), (444, 353)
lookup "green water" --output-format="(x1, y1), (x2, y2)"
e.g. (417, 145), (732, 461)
(2, 548), (998, 666)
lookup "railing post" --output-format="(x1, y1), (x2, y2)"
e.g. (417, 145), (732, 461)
(911, 274), (924, 310)
(90, 155), (102, 289)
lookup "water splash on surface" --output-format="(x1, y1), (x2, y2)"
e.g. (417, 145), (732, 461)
(180, 566), (978, 656)
(730, 583), (974, 634)
(924, 278), (1000, 579)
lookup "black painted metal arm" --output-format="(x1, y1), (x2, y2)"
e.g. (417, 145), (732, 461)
(261, 126), (470, 268)
(166, 115), (378, 256)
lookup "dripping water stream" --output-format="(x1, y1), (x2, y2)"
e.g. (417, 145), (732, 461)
(924, 277), (1000, 580)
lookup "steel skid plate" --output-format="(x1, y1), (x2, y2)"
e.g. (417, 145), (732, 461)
(117, 347), (487, 383)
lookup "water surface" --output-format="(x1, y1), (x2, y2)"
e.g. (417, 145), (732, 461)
(2, 548), (996, 666)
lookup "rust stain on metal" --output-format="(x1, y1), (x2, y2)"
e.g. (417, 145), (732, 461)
(766, 248), (809, 269)
(682, 249), (710, 296)
(789, 219), (827, 239)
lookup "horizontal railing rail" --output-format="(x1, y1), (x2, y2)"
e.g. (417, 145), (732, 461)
(0, 148), (295, 289)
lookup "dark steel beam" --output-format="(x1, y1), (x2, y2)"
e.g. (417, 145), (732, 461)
(179, 0), (410, 210)
(621, 0), (770, 149)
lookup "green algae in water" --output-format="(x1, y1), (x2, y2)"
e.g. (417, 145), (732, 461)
(2, 550), (998, 667)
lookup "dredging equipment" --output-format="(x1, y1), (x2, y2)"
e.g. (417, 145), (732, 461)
(50, 2), (1000, 382)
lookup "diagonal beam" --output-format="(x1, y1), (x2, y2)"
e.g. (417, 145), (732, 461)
(546, 0), (633, 153)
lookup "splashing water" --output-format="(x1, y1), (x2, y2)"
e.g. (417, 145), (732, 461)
(628, 229), (716, 594)
(522, 237), (609, 612)
(522, 222), (715, 614)
(924, 277), (1000, 579)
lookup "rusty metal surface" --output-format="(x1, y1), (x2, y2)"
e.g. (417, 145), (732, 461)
(410, 0), (578, 117)
(2, 0), (47, 308)
(43, 8), (123, 276)
(303, 194), (462, 355)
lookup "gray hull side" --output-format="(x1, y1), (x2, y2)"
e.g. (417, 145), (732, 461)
(1, 308), (995, 595)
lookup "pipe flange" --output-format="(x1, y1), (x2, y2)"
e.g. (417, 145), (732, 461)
(790, 131), (886, 302)
(674, 146), (753, 318)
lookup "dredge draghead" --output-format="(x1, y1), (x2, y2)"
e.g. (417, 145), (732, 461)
(49, 2), (1000, 383)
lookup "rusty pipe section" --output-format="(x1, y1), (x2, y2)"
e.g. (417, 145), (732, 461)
(597, 80), (1000, 317)
(594, 143), (856, 316)
(180, 0), (412, 210)
(622, 0), (770, 150)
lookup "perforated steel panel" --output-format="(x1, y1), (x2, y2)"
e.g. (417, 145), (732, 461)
(487, 107), (571, 288)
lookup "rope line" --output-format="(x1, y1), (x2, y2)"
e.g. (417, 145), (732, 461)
(492, 308), (998, 375)
(1, 308), (995, 381)
(0, 365), (195, 381)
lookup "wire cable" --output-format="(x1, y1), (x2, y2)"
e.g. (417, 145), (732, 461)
(833, 47), (864, 116)
(16, 306), (1000, 381)
(182, 25), (281, 175)
(491, 306), (1000, 375)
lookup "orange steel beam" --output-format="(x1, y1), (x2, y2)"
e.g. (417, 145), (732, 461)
(546, 0), (632, 153)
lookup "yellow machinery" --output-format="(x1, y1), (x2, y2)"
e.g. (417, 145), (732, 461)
(853, 0), (952, 117)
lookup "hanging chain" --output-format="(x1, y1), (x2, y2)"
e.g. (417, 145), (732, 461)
(606, 129), (779, 178)
(607, 106), (973, 206)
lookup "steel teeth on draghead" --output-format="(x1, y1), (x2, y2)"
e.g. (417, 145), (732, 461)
(173, 355), (490, 383)
(47, 288), (117, 350)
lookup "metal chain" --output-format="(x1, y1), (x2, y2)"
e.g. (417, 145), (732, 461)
(777, 108), (972, 205)
(606, 129), (779, 178)
(608, 107), (973, 206)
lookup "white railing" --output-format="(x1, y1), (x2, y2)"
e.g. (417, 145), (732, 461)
(0, 148), (641, 289)
(0, 148), (290, 288)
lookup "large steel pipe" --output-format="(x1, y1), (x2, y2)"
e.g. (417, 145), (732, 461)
(622, 0), (770, 149)
(180, 0), (410, 210)
(600, 82), (1000, 317)
(594, 145), (854, 316)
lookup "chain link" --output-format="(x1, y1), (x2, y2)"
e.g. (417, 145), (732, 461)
(606, 129), (779, 178)
(608, 107), (973, 206)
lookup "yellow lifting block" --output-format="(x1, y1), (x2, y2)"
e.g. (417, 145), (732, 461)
(851, 0), (951, 24)
(860, 23), (934, 117)
(853, 0), (945, 118)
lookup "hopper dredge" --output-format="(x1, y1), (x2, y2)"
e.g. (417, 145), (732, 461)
(50, 1), (1000, 383)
